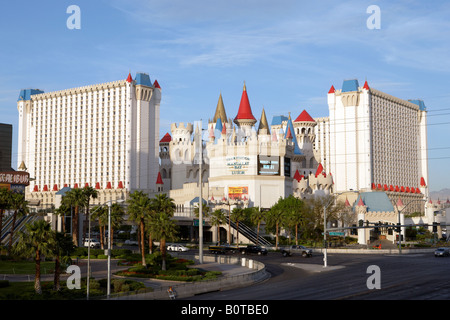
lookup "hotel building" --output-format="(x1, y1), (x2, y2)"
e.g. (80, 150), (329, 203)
(17, 72), (161, 208)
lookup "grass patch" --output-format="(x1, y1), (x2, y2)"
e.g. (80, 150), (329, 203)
(0, 278), (149, 300)
(0, 261), (55, 275)
(115, 253), (222, 282)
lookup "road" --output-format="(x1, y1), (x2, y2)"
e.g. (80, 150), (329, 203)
(183, 251), (450, 300)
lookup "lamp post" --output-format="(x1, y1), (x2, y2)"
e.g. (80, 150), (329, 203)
(197, 120), (204, 264)
(107, 199), (125, 299)
(86, 203), (104, 300)
(86, 199), (125, 299)
(394, 198), (427, 255)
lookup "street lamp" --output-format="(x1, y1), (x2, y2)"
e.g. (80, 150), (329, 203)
(107, 199), (125, 298)
(394, 198), (427, 255)
(86, 199), (125, 300)
(86, 203), (102, 300)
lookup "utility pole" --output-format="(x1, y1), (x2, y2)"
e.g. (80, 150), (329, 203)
(198, 120), (203, 264)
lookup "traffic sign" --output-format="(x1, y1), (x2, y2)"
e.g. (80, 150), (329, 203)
(329, 232), (345, 236)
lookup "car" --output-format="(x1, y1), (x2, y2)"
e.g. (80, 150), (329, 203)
(167, 244), (189, 252)
(124, 239), (139, 246)
(434, 247), (450, 257)
(83, 239), (100, 248)
(240, 245), (268, 255)
(281, 245), (312, 257)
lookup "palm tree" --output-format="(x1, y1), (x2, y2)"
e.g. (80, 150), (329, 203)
(148, 193), (176, 254)
(91, 205), (108, 249)
(0, 188), (12, 242)
(62, 188), (86, 246)
(127, 191), (152, 266)
(54, 203), (71, 233)
(8, 192), (28, 255)
(110, 202), (125, 247)
(230, 207), (247, 245)
(51, 232), (75, 291)
(266, 198), (287, 249)
(14, 220), (55, 294)
(149, 212), (178, 271)
(210, 209), (226, 244)
(250, 207), (265, 245)
(82, 186), (98, 242)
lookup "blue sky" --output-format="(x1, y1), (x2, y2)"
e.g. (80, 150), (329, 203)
(1, 0), (449, 192)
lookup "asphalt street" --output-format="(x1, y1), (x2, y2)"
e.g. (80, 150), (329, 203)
(183, 250), (450, 300)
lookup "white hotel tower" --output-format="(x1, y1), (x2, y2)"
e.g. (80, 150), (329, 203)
(17, 72), (161, 207)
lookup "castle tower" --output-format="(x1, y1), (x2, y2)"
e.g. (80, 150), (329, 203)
(293, 109), (317, 174)
(159, 132), (172, 189)
(234, 82), (256, 136)
(128, 72), (161, 192)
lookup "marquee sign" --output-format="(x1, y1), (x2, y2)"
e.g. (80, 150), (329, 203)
(0, 171), (30, 186)
(226, 156), (250, 175)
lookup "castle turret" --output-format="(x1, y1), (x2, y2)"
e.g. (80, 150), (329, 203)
(234, 82), (256, 135)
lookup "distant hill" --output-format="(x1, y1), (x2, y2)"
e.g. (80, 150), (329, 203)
(429, 188), (450, 202)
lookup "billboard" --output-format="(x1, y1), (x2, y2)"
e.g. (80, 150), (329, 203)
(228, 186), (248, 200)
(258, 156), (280, 176)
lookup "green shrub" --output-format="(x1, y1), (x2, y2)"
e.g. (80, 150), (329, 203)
(0, 280), (10, 288)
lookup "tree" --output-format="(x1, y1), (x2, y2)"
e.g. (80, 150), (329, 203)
(210, 209), (226, 243)
(54, 203), (71, 233)
(127, 191), (152, 266)
(148, 193), (176, 254)
(51, 232), (75, 291)
(279, 195), (307, 245)
(8, 192), (28, 255)
(14, 220), (55, 294)
(249, 207), (265, 246)
(304, 195), (343, 241)
(0, 187), (12, 243)
(91, 205), (108, 249)
(230, 207), (247, 245)
(62, 188), (86, 246)
(266, 198), (287, 249)
(148, 212), (178, 271)
(82, 186), (98, 242)
(109, 202), (125, 247)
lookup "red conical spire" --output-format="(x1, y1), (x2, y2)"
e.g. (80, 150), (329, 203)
(293, 169), (302, 182)
(420, 177), (426, 187)
(234, 82), (256, 121)
(328, 85), (335, 94)
(358, 197), (365, 206)
(153, 79), (161, 89)
(345, 197), (351, 207)
(126, 72), (133, 83)
(294, 110), (315, 123)
(315, 163), (323, 177)
(363, 80), (369, 90)
(156, 172), (164, 185)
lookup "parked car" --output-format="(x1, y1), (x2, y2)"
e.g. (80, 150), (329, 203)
(208, 244), (239, 254)
(281, 245), (313, 257)
(167, 244), (189, 252)
(240, 245), (268, 255)
(83, 239), (100, 248)
(434, 247), (450, 257)
(124, 239), (139, 246)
